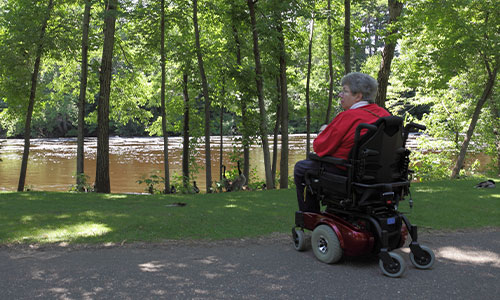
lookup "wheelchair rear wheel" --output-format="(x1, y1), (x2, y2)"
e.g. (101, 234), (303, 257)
(311, 225), (342, 264)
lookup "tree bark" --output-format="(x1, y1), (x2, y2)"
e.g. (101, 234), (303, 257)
(324, 0), (334, 124)
(232, 24), (250, 185)
(272, 77), (281, 188)
(343, 0), (351, 75)
(193, 0), (212, 193)
(76, 0), (91, 191)
(451, 65), (498, 178)
(219, 78), (225, 182)
(277, 21), (288, 189)
(305, 11), (314, 156)
(160, 0), (171, 193)
(182, 73), (190, 189)
(248, 0), (273, 189)
(375, 0), (403, 108)
(95, 0), (117, 193)
(17, 0), (53, 192)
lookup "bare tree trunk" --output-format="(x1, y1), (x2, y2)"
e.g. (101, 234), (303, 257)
(491, 97), (500, 176)
(375, 0), (403, 108)
(451, 65), (498, 178)
(76, 0), (91, 191)
(277, 22), (288, 189)
(18, 0), (53, 192)
(182, 73), (190, 189)
(343, 0), (351, 74)
(248, 0), (273, 189)
(272, 77), (281, 188)
(324, 0), (334, 124)
(305, 11), (314, 156)
(160, 0), (171, 194)
(232, 23), (250, 185)
(95, 0), (118, 193)
(219, 78), (225, 182)
(193, 0), (212, 193)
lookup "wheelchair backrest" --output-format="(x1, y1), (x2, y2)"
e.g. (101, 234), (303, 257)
(350, 116), (407, 184)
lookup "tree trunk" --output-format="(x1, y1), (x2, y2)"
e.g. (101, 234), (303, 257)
(193, 0), (212, 193)
(451, 65), (498, 178)
(305, 12), (314, 156)
(343, 0), (351, 75)
(272, 77), (282, 189)
(248, 0), (273, 189)
(95, 0), (118, 193)
(160, 0), (170, 194)
(277, 22), (288, 189)
(17, 0), (53, 192)
(232, 23), (250, 185)
(375, 0), (403, 108)
(491, 96), (500, 176)
(219, 78), (225, 182)
(324, 0), (334, 124)
(76, 0), (91, 191)
(182, 73), (190, 189)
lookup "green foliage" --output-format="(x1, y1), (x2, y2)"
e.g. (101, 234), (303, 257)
(69, 173), (94, 193)
(136, 170), (165, 194)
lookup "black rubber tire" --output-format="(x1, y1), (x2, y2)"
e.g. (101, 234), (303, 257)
(410, 245), (435, 269)
(311, 224), (343, 264)
(379, 252), (407, 278)
(292, 228), (307, 251)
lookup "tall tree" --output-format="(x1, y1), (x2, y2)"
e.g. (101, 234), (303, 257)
(343, 0), (351, 74)
(324, 0), (335, 124)
(375, 0), (403, 107)
(160, 0), (171, 193)
(17, 0), (54, 192)
(95, 0), (118, 193)
(182, 72), (190, 189)
(305, 6), (315, 156)
(247, 0), (273, 189)
(193, 0), (212, 192)
(76, 0), (92, 191)
(277, 19), (289, 189)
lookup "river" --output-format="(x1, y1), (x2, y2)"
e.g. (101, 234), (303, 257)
(0, 135), (313, 193)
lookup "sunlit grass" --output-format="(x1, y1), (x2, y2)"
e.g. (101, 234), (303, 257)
(0, 176), (498, 245)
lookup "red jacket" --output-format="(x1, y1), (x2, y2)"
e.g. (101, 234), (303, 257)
(313, 104), (390, 160)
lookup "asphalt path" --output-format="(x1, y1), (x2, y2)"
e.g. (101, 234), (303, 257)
(1, 229), (499, 299)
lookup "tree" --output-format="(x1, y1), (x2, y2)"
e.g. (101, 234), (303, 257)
(305, 3), (315, 155)
(160, 0), (171, 193)
(193, 0), (212, 192)
(324, 0), (335, 124)
(247, 0), (273, 189)
(375, 0), (403, 108)
(76, 0), (92, 190)
(343, 0), (351, 74)
(95, 0), (118, 193)
(17, 0), (54, 192)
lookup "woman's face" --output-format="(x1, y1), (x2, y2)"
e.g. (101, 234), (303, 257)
(339, 84), (362, 110)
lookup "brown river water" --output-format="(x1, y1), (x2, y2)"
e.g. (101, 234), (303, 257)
(0, 135), (313, 193)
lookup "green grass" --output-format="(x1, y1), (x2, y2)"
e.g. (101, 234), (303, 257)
(0, 177), (498, 245)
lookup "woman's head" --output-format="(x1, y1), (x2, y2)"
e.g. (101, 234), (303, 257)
(340, 72), (378, 103)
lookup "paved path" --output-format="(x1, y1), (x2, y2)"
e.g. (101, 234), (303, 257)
(1, 229), (499, 299)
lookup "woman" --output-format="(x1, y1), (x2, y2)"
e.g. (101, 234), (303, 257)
(294, 72), (390, 212)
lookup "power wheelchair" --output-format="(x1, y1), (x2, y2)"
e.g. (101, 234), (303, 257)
(292, 116), (435, 277)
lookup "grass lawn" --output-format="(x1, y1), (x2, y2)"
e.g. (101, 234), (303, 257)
(0, 177), (498, 245)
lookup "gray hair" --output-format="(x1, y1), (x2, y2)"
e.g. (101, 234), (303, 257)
(340, 72), (378, 103)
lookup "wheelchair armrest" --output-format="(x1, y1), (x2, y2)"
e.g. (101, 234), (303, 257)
(308, 153), (349, 166)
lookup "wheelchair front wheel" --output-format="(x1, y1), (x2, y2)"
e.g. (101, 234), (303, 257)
(311, 225), (342, 264)
(379, 252), (406, 278)
(292, 227), (307, 251)
(410, 245), (435, 269)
